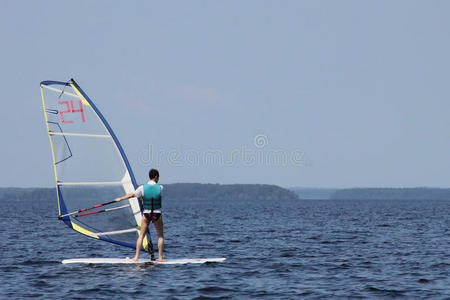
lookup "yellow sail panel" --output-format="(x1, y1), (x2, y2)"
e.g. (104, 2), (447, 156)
(72, 222), (99, 239)
(70, 83), (91, 106)
(40, 85), (62, 216)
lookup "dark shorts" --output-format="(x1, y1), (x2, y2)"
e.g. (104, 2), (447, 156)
(144, 212), (161, 222)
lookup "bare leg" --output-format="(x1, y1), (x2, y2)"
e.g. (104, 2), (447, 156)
(133, 215), (150, 262)
(153, 216), (166, 262)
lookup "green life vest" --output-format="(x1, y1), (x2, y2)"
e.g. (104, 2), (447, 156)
(142, 184), (162, 211)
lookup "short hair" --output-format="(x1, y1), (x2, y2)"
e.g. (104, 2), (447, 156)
(149, 169), (159, 180)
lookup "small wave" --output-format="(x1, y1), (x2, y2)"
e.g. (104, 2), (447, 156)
(280, 251), (294, 258)
(31, 280), (51, 288)
(203, 232), (220, 237)
(431, 262), (450, 267)
(19, 293), (44, 298)
(239, 270), (262, 276)
(197, 286), (234, 293)
(191, 296), (231, 300)
(365, 285), (405, 296)
(0, 265), (19, 272)
(20, 259), (60, 265)
(320, 240), (345, 244)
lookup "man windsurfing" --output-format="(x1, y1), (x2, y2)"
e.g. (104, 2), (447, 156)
(115, 169), (166, 262)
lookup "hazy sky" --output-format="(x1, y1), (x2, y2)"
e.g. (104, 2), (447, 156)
(1, 0), (450, 188)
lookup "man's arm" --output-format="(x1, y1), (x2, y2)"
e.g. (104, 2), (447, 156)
(114, 192), (135, 202)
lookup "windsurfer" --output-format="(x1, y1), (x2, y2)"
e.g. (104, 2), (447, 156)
(115, 169), (166, 262)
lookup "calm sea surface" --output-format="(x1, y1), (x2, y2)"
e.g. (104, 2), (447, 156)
(1, 195), (449, 299)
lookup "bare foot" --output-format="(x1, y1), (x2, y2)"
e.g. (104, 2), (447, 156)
(132, 256), (139, 262)
(157, 258), (167, 262)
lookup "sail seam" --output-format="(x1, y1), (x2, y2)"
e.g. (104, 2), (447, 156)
(90, 228), (138, 237)
(57, 181), (130, 185)
(41, 84), (81, 98)
(49, 132), (111, 138)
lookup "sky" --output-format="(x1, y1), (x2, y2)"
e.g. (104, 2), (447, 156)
(1, 0), (450, 188)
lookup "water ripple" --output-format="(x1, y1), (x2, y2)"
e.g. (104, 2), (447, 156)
(0, 198), (449, 298)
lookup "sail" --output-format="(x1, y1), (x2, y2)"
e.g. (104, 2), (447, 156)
(40, 79), (148, 250)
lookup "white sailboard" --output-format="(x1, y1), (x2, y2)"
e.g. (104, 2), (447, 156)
(62, 257), (226, 265)
(40, 79), (225, 264)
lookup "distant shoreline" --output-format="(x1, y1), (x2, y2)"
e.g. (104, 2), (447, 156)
(0, 183), (299, 202)
(290, 187), (450, 200)
(2, 186), (450, 201)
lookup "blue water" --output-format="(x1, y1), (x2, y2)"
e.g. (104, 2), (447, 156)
(1, 196), (449, 299)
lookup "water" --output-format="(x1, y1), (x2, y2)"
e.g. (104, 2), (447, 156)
(1, 196), (449, 298)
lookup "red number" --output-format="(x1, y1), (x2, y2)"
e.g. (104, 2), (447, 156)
(59, 101), (73, 124)
(59, 100), (86, 124)
(71, 100), (85, 122)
